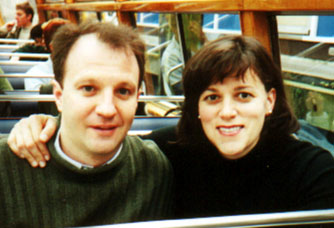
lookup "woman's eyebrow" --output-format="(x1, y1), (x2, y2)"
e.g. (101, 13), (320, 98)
(234, 85), (254, 91)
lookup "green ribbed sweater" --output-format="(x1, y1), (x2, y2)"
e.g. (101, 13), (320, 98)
(0, 134), (173, 228)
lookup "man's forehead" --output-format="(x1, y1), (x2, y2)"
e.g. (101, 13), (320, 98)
(70, 33), (131, 56)
(63, 33), (139, 83)
(16, 10), (25, 15)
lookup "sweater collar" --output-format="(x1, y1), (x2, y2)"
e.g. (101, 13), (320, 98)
(47, 120), (129, 176)
(54, 129), (123, 170)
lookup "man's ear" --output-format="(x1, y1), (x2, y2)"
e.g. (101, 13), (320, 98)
(27, 14), (32, 22)
(137, 87), (142, 100)
(52, 80), (63, 112)
(134, 88), (142, 111)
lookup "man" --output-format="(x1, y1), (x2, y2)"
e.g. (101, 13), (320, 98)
(0, 2), (34, 40)
(0, 22), (172, 227)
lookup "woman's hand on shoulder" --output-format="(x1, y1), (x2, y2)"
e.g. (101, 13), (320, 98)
(7, 114), (57, 168)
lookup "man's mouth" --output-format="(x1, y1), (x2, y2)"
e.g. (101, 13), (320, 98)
(90, 125), (118, 135)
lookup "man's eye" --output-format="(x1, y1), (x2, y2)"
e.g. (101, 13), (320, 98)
(118, 88), (130, 96)
(82, 86), (95, 93)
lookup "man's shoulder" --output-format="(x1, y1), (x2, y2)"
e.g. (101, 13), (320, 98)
(125, 135), (161, 152)
(124, 135), (169, 162)
(0, 135), (16, 162)
(0, 135), (9, 149)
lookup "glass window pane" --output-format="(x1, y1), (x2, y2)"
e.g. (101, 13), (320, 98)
(77, 11), (118, 24)
(278, 15), (334, 143)
(135, 12), (241, 97)
(135, 12), (241, 116)
(78, 12), (99, 23)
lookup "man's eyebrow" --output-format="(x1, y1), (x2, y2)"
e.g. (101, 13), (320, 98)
(117, 81), (137, 89)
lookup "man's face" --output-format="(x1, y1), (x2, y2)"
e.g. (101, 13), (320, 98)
(53, 33), (140, 166)
(15, 9), (31, 28)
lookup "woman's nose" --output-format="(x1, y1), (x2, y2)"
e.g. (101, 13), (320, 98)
(218, 98), (237, 119)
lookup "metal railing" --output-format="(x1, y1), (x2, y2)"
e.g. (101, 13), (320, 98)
(0, 52), (50, 59)
(0, 73), (54, 78)
(77, 209), (334, 228)
(0, 38), (34, 44)
(0, 94), (185, 102)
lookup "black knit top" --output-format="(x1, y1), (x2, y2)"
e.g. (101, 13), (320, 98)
(144, 126), (334, 219)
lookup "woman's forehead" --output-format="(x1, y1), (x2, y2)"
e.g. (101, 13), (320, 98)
(208, 69), (263, 87)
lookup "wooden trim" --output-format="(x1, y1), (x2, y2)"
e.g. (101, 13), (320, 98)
(115, 0), (136, 26)
(62, 10), (78, 23)
(243, 0), (334, 11)
(37, 2), (118, 12)
(35, 0), (46, 4)
(117, 11), (136, 26)
(34, 0), (334, 70)
(118, 1), (242, 13)
(240, 12), (272, 54)
(36, 0), (334, 13)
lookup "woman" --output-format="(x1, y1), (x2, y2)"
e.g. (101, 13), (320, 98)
(7, 35), (334, 218)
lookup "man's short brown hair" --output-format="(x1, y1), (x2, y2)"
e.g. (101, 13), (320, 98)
(16, 2), (34, 22)
(51, 22), (145, 88)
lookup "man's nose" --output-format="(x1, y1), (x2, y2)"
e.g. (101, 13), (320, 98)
(95, 92), (117, 118)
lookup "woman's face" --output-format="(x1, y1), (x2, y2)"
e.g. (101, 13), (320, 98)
(198, 69), (276, 160)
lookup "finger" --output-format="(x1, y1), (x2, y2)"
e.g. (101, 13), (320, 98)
(30, 118), (51, 163)
(14, 123), (38, 167)
(22, 123), (47, 168)
(7, 130), (22, 158)
(19, 147), (39, 168)
(39, 116), (58, 143)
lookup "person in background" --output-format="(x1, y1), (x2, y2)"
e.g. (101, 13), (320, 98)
(0, 22), (172, 227)
(24, 18), (69, 90)
(12, 23), (48, 61)
(8, 35), (334, 219)
(0, 2), (34, 40)
(0, 66), (12, 117)
(0, 66), (13, 92)
(161, 14), (206, 95)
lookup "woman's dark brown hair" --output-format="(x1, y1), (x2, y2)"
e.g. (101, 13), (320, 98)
(177, 35), (299, 146)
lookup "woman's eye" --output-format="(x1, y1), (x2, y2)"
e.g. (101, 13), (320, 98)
(205, 94), (219, 101)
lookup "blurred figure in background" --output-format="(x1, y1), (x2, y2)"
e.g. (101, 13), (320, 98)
(12, 23), (48, 61)
(24, 18), (69, 90)
(0, 66), (12, 117)
(0, 2), (34, 40)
